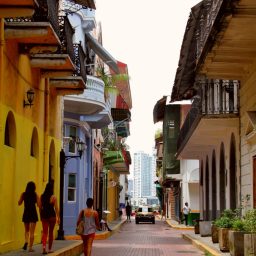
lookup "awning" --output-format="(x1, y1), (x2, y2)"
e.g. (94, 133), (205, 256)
(153, 96), (167, 123)
(111, 108), (131, 122)
(112, 61), (132, 109)
(68, 0), (96, 9)
(85, 33), (119, 74)
(170, 2), (202, 102)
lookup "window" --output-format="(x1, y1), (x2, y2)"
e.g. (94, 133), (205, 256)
(69, 126), (77, 153)
(68, 174), (76, 202)
(168, 120), (175, 138)
(4, 112), (16, 148)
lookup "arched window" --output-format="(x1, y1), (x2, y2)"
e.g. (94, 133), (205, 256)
(4, 112), (16, 148)
(30, 127), (39, 158)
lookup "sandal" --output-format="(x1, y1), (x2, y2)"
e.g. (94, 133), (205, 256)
(29, 249), (35, 252)
(22, 243), (28, 250)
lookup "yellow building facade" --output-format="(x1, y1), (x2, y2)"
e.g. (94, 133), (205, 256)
(0, 1), (86, 252)
(0, 19), (62, 253)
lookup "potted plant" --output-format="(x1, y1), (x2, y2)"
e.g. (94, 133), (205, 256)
(214, 209), (236, 252)
(243, 209), (256, 256)
(211, 220), (219, 243)
(229, 218), (247, 256)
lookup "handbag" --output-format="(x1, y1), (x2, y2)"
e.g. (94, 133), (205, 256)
(76, 210), (85, 235)
(76, 220), (84, 235)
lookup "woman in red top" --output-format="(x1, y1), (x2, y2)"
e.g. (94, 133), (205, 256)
(40, 182), (60, 254)
(77, 198), (100, 256)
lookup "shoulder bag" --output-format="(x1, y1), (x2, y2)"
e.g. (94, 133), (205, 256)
(76, 210), (85, 235)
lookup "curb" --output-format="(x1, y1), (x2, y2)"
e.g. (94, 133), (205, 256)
(182, 234), (221, 256)
(165, 219), (194, 230)
(65, 219), (126, 241)
(50, 241), (83, 256)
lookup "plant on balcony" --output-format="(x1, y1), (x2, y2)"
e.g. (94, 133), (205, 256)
(96, 63), (129, 96)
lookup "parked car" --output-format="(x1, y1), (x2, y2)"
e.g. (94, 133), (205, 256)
(135, 206), (155, 224)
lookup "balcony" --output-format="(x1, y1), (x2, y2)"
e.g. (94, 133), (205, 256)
(49, 43), (87, 94)
(195, 0), (256, 80)
(177, 79), (239, 159)
(64, 75), (105, 114)
(0, 0), (38, 18)
(5, 1), (87, 94)
(103, 149), (130, 174)
(81, 98), (113, 129)
(5, 0), (61, 45)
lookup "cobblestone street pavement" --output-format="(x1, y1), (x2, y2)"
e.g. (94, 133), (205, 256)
(91, 219), (204, 256)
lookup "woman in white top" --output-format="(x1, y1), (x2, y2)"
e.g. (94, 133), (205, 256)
(77, 198), (100, 256)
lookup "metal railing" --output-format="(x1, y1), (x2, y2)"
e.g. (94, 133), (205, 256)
(177, 79), (239, 150)
(73, 44), (87, 83)
(59, 16), (75, 63)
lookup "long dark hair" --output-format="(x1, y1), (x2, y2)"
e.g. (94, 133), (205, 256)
(41, 182), (54, 205)
(24, 181), (36, 201)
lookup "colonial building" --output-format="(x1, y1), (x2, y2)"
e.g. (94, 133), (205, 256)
(171, 0), (256, 220)
(0, 0), (94, 252)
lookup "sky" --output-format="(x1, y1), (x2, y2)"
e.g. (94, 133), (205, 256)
(95, 0), (200, 157)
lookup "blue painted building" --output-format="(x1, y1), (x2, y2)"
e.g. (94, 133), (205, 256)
(61, 0), (119, 235)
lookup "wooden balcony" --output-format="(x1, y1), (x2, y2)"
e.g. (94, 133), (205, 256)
(177, 79), (239, 159)
(0, 0), (38, 18)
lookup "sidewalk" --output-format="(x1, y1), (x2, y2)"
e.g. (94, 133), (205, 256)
(1, 219), (126, 256)
(165, 219), (229, 256)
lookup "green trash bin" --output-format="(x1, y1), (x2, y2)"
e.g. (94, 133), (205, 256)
(189, 212), (200, 226)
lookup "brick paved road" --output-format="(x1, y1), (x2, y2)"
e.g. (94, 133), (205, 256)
(89, 219), (204, 256)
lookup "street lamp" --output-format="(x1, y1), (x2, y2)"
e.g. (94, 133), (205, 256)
(57, 137), (86, 240)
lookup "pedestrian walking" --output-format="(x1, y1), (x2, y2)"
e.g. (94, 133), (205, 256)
(40, 182), (60, 254)
(76, 198), (101, 256)
(18, 181), (40, 252)
(182, 202), (191, 226)
(161, 205), (166, 221)
(125, 202), (132, 222)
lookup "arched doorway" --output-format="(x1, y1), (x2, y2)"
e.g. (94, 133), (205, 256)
(219, 143), (226, 214)
(230, 133), (237, 210)
(211, 150), (217, 220)
(205, 156), (210, 220)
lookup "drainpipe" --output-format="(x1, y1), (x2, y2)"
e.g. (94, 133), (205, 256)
(43, 78), (50, 182)
(238, 81), (242, 212)
(0, 18), (4, 117)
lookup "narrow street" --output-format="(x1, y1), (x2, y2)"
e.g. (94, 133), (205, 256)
(90, 219), (204, 256)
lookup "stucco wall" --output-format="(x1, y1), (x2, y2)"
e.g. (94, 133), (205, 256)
(0, 34), (62, 252)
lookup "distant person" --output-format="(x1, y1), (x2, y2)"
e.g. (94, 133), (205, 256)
(77, 198), (101, 256)
(18, 181), (40, 252)
(182, 202), (191, 226)
(40, 182), (60, 254)
(100, 212), (112, 231)
(125, 202), (132, 222)
(161, 205), (166, 221)
(118, 204), (123, 219)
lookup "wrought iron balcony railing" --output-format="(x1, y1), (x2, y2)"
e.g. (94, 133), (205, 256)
(6, 0), (60, 35)
(73, 43), (87, 83)
(177, 79), (239, 150)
